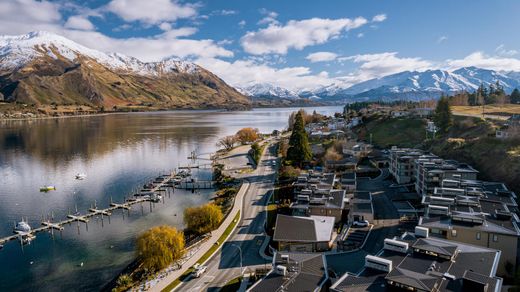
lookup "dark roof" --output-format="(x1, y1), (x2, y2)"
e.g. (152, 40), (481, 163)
(250, 252), (328, 292)
(273, 215), (334, 242)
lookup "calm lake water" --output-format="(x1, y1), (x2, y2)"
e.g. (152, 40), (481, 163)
(0, 106), (342, 291)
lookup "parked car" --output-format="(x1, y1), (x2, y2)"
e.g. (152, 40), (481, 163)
(192, 264), (207, 278)
(352, 220), (369, 227)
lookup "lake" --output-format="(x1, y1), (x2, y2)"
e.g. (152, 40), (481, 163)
(0, 106), (342, 291)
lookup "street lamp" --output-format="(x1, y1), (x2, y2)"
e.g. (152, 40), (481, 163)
(230, 243), (244, 276)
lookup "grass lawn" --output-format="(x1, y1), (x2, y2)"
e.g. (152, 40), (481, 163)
(362, 116), (426, 148)
(161, 210), (241, 292)
(452, 104), (520, 117)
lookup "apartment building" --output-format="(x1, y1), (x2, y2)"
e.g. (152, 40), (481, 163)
(388, 147), (424, 184)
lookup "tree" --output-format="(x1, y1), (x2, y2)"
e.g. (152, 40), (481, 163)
(137, 225), (185, 273)
(217, 135), (237, 150)
(433, 95), (453, 133)
(511, 88), (520, 104)
(184, 203), (223, 235)
(286, 110), (312, 166)
(250, 142), (262, 164)
(236, 128), (259, 144)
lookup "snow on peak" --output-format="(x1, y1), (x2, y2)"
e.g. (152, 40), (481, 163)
(0, 31), (199, 75)
(238, 83), (300, 99)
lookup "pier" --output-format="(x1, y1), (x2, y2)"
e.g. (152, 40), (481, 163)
(0, 171), (189, 247)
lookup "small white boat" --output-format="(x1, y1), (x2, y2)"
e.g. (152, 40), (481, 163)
(75, 173), (87, 180)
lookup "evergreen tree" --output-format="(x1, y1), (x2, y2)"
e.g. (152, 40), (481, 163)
(511, 88), (520, 104)
(287, 111), (312, 166)
(433, 95), (453, 133)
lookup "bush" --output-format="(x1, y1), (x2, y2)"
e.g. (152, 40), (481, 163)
(184, 203), (224, 235)
(136, 226), (185, 273)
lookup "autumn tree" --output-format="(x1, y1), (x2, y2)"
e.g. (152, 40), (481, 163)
(323, 147), (342, 162)
(137, 225), (185, 273)
(433, 95), (453, 133)
(287, 110), (312, 166)
(184, 203), (223, 235)
(236, 127), (259, 144)
(217, 135), (237, 150)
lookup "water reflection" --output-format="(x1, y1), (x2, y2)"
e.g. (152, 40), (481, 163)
(0, 106), (342, 291)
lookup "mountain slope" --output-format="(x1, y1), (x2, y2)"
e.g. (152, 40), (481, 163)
(238, 83), (301, 99)
(0, 31), (250, 109)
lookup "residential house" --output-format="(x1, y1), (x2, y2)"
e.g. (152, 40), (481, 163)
(415, 157), (478, 196)
(389, 147), (424, 184)
(273, 214), (335, 252)
(248, 252), (329, 292)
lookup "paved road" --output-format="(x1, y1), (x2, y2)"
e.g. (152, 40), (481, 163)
(177, 142), (278, 291)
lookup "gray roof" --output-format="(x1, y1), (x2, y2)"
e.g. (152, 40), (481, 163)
(273, 214), (334, 243)
(249, 252), (328, 292)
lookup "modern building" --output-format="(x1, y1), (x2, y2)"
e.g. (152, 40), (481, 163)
(291, 189), (347, 223)
(347, 191), (374, 223)
(331, 232), (503, 292)
(248, 252), (329, 292)
(415, 157), (478, 196)
(389, 147), (424, 184)
(273, 214), (335, 252)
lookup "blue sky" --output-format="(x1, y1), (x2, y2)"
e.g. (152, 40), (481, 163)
(2, 0), (520, 90)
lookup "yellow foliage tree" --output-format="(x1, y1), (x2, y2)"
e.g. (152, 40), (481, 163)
(184, 203), (224, 235)
(136, 225), (185, 273)
(236, 127), (259, 144)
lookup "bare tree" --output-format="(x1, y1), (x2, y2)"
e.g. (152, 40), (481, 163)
(217, 135), (237, 150)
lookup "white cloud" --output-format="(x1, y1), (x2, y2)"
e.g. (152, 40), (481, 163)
(0, 0), (62, 33)
(495, 44), (518, 57)
(105, 0), (197, 25)
(212, 9), (237, 16)
(306, 51), (338, 63)
(372, 14), (387, 22)
(241, 17), (368, 55)
(238, 20), (246, 28)
(446, 51), (520, 71)
(195, 57), (334, 91)
(357, 33), (364, 38)
(258, 9), (279, 25)
(64, 15), (95, 31)
(437, 36), (448, 43)
(159, 22), (172, 31)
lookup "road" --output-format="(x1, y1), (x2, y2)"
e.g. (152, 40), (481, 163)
(177, 142), (278, 291)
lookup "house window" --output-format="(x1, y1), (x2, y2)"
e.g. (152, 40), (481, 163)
(493, 234), (498, 242)
(476, 232), (481, 240)
(451, 229), (457, 237)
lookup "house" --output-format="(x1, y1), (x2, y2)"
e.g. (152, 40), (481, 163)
(507, 114), (520, 126)
(391, 110), (409, 118)
(342, 141), (373, 159)
(248, 252), (329, 292)
(273, 214), (335, 252)
(347, 191), (374, 223)
(340, 172), (356, 192)
(290, 189), (347, 223)
(348, 116), (362, 128)
(331, 231), (503, 292)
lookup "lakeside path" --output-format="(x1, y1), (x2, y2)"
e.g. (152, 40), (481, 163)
(151, 139), (278, 291)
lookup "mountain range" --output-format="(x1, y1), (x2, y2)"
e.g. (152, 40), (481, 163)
(244, 67), (520, 102)
(0, 31), (250, 110)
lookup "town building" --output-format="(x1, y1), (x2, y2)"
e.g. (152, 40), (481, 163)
(290, 188), (347, 223)
(248, 252), (329, 292)
(389, 147), (424, 184)
(273, 214), (335, 252)
(331, 231), (503, 292)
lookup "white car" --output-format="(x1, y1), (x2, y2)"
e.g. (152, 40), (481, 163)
(352, 220), (369, 227)
(193, 264), (207, 278)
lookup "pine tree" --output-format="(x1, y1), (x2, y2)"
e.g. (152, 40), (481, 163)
(433, 95), (453, 133)
(511, 88), (520, 104)
(287, 111), (312, 166)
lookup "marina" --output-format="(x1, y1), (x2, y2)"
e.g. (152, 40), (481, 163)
(0, 170), (215, 248)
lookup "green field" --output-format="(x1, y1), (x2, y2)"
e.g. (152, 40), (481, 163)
(358, 116), (426, 148)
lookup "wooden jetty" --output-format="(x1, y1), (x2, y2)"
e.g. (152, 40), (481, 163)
(177, 180), (215, 189)
(0, 171), (178, 247)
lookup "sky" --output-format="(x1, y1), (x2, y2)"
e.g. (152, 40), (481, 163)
(2, 0), (520, 91)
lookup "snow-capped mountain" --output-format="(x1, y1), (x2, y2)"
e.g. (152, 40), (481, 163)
(0, 31), (249, 109)
(238, 83), (301, 99)
(0, 31), (198, 75)
(302, 67), (520, 101)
